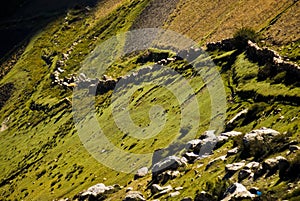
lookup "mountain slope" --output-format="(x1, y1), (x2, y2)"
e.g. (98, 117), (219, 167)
(0, 0), (299, 200)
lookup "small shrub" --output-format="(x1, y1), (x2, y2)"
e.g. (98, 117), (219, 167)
(233, 27), (260, 49)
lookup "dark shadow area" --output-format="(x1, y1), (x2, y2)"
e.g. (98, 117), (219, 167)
(0, 0), (99, 59)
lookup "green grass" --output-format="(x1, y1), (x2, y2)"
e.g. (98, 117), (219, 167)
(0, 0), (300, 200)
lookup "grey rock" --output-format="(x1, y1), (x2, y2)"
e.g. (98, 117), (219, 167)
(262, 156), (289, 174)
(123, 191), (146, 201)
(135, 167), (148, 178)
(227, 109), (248, 126)
(169, 191), (180, 197)
(183, 152), (200, 162)
(152, 156), (186, 176)
(245, 162), (260, 170)
(289, 145), (300, 152)
(243, 127), (280, 145)
(221, 183), (255, 201)
(152, 185), (173, 198)
(225, 162), (245, 172)
(226, 147), (239, 157)
(221, 131), (243, 137)
(151, 184), (173, 194)
(77, 183), (116, 200)
(186, 139), (202, 152)
(175, 187), (184, 191)
(155, 170), (180, 184)
(126, 187), (133, 192)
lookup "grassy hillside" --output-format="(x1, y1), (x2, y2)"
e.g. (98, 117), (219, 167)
(0, 0), (299, 200)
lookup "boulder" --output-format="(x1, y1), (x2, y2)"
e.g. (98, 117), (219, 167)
(245, 162), (260, 170)
(225, 162), (245, 172)
(221, 183), (255, 201)
(186, 130), (217, 155)
(123, 191), (146, 201)
(135, 167), (148, 179)
(183, 152), (200, 162)
(76, 183), (116, 200)
(243, 128), (280, 153)
(216, 135), (229, 147)
(181, 197), (193, 201)
(226, 147), (239, 157)
(175, 187), (184, 191)
(186, 139), (202, 152)
(152, 185), (173, 198)
(289, 145), (300, 153)
(263, 158), (278, 170)
(169, 191), (180, 197)
(263, 156), (288, 172)
(126, 187), (133, 192)
(221, 131), (243, 138)
(152, 156), (186, 177)
(243, 127), (280, 145)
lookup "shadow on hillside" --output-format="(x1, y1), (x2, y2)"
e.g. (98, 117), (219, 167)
(0, 0), (99, 59)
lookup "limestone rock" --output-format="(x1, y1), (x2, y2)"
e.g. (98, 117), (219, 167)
(123, 191), (146, 201)
(152, 156), (186, 177)
(152, 184), (173, 198)
(181, 197), (193, 201)
(221, 183), (255, 201)
(226, 147), (239, 157)
(76, 183), (116, 200)
(169, 191), (180, 197)
(289, 145), (300, 153)
(183, 152), (200, 162)
(225, 162), (245, 172)
(221, 131), (243, 138)
(243, 127), (280, 145)
(135, 167), (148, 179)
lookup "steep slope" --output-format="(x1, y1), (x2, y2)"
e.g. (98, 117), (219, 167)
(0, 0), (299, 200)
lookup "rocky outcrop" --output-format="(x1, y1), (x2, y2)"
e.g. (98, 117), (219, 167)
(246, 41), (300, 77)
(263, 156), (289, 174)
(243, 127), (280, 148)
(206, 38), (236, 51)
(207, 39), (300, 78)
(221, 183), (256, 201)
(74, 183), (119, 201)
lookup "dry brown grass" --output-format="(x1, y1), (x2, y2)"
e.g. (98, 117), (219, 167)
(94, 0), (126, 21)
(161, 0), (298, 44)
